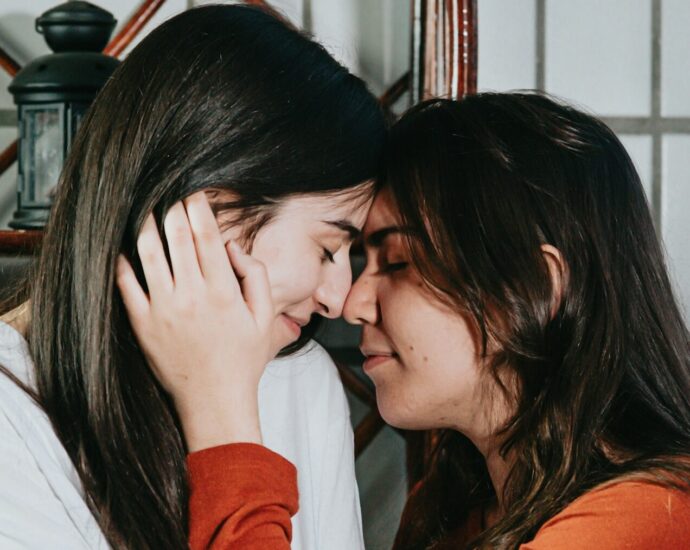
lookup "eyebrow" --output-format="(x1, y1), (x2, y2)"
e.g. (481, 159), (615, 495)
(364, 226), (415, 248)
(322, 219), (361, 242)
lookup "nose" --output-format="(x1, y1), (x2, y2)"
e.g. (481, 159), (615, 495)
(314, 263), (353, 319)
(343, 271), (378, 325)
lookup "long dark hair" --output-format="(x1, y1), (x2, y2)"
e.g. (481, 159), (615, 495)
(385, 93), (690, 549)
(9, 4), (384, 548)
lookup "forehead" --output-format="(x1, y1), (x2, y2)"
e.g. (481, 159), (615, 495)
(278, 187), (373, 228)
(363, 187), (401, 235)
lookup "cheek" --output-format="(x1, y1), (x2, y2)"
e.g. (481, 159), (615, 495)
(377, 282), (429, 350)
(249, 230), (323, 310)
(374, 288), (482, 429)
(258, 253), (322, 309)
(376, 352), (482, 430)
(380, 280), (477, 365)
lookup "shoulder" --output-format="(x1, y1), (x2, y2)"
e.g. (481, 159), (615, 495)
(523, 480), (690, 549)
(0, 321), (40, 434)
(0, 320), (32, 384)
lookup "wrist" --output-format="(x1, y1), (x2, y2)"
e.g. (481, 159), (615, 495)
(176, 387), (263, 452)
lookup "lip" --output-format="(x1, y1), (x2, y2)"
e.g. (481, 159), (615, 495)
(362, 353), (397, 373)
(281, 314), (308, 338)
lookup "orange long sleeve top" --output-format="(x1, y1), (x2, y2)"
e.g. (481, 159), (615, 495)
(447, 479), (690, 548)
(187, 443), (690, 549)
(187, 443), (297, 549)
(519, 480), (690, 549)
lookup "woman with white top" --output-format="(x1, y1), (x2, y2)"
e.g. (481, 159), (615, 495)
(0, 4), (384, 549)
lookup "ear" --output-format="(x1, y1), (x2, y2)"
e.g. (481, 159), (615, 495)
(541, 244), (566, 319)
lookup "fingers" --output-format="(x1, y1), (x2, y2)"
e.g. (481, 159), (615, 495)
(116, 254), (149, 323)
(183, 191), (233, 287)
(226, 241), (273, 325)
(137, 213), (173, 301)
(163, 202), (201, 287)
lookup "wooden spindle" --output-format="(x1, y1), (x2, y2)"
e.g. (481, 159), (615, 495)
(411, 0), (477, 102)
(0, 141), (17, 178)
(0, 229), (42, 254)
(0, 45), (21, 77)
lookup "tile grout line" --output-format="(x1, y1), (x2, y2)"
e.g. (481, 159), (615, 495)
(535, 0), (546, 91)
(651, 0), (663, 229)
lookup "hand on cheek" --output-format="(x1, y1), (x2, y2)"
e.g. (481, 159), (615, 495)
(116, 191), (275, 452)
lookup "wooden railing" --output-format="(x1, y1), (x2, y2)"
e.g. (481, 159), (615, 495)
(0, 44), (20, 193)
(103, 0), (167, 57)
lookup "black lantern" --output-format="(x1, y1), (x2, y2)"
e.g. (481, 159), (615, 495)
(7, 1), (119, 229)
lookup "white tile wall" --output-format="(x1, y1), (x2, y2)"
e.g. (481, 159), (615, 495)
(478, 0), (536, 92)
(662, 135), (690, 322)
(341, 0), (410, 94)
(619, 134), (653, 202)
(661, 0), (690, 117)
(309, 1), (361, 78)
(192, 0), (306, 31)
(381, 0), (411, 88)
(545, 0), (652, 117)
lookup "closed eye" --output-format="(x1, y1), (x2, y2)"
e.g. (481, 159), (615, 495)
(322, 248), (336, 264)
(381, 261), (408, 274)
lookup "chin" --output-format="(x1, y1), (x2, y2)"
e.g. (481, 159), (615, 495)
(270, 338), (291, 358)
(376, 393), (428, 431)
(379, 411), (430, 431)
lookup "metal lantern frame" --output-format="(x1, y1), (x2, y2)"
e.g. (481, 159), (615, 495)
(7, 1), (119, 229)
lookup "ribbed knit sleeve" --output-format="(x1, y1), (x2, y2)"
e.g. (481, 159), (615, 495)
(187, 443), (298, 549)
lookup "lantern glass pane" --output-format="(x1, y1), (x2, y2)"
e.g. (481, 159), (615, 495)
(24, 107), (63, 206)
(68, 102), (89, 149)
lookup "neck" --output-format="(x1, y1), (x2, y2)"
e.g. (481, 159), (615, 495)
(469, 432), (512, 527)
(0, 300), (31, 336)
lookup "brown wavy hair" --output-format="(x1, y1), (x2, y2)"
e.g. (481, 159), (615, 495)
(386, 93), (690, 549)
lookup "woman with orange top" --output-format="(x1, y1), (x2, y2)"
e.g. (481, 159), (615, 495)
(342, 93), (690, 548)
(123, 92), (690, 549)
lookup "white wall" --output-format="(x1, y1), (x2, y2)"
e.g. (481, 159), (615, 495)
(478, 0), (690, 323)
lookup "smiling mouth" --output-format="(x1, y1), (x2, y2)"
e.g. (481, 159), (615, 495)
(281, 314), (308, 338)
